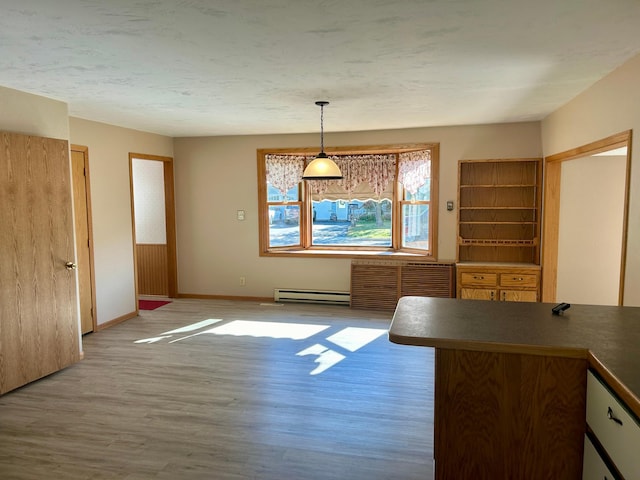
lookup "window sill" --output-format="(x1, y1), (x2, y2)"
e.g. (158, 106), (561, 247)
(260, 248), (437, 261)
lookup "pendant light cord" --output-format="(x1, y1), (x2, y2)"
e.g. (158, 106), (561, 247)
(320, 103), (325, 153)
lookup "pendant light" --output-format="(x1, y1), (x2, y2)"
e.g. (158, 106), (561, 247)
(302, 101), (343, 180)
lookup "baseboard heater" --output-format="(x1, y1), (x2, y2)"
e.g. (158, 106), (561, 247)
(274, 288), (351, 306)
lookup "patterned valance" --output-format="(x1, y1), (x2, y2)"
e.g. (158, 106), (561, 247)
(265, 154), (305, 196)
(308, 154), (396, 200)
(398, 150), (431, 195)
(266, 149), (431, 199)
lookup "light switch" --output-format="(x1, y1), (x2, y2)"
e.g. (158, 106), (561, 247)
(237, 210), (245, 221)
(446, 201), (454, 211)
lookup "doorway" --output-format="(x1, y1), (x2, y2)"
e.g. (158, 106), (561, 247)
(129, 153), (177, 300)
(542, 131), (632, 305)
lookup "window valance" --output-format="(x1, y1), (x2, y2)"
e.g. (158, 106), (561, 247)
(266, 149), (431, 199)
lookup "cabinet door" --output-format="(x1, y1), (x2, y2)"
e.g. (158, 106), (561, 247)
(460, 288), (496, 301)
(583, 435), (617, 480)
(501, 290), (537, 302)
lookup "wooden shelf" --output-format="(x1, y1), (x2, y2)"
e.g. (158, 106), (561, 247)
(459, 206), (537, 210)
(459, 184), (538, 188)
(460, 221), (537, 225)
(459, 239), (537, 246)
(457, 158), (542, 266)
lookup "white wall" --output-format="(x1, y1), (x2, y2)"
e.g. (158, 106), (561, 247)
(69, 118), (173, 325)
(542, 52), (640, 306)
(0, 85), (69, 139)
(173, 122), (542, 298)
(556, 154), (626, 305)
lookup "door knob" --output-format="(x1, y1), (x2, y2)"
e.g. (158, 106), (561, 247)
(65, 262), (77, 270)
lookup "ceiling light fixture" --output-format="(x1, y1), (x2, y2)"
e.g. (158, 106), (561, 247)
(302, 101), (343, 180)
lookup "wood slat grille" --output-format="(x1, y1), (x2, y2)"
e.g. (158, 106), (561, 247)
(351, 260), (455, 311)
(401, 263), (456, 298)
(350, 263), (400, 311)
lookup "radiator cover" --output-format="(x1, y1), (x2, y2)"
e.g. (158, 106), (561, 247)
(350, 260), (456, 310)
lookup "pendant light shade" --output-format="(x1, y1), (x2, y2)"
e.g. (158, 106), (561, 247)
(302, 101), (343, 180)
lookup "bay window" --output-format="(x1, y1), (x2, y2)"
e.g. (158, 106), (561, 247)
(257, 143), (438, 259)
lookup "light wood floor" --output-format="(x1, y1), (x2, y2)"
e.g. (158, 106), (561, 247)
(0, 299), (434, 479)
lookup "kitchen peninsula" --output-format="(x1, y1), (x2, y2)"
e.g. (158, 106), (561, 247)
(389, 296), (640, 480)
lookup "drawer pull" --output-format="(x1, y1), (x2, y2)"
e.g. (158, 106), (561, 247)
(513, 277), (524, 281)
(607, 406), (623, 426)
(473, 275), (484, 280)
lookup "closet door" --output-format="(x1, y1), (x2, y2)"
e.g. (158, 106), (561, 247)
(0, 132), (80, 395)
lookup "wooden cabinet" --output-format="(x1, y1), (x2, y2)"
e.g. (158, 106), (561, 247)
(456, 158), (542, 301)
(457, 264), (540, 302)
(585, 370), (640, 479)
(457, 158), (542, 263)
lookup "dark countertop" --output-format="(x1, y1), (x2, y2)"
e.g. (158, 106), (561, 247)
(389, 296), (640, 416)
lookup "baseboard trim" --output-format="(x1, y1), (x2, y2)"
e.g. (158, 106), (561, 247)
(177, 293), (273, 302)
(96, 310), (138, 331)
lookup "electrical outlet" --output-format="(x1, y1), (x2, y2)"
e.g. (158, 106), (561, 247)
(239, 276), (246, 286)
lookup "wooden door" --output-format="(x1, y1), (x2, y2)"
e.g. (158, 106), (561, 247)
(501, 290), (538, 302)
(71, 146), (95, 334)
(0, 132), (81, 395)
(460, 288), (496, 301)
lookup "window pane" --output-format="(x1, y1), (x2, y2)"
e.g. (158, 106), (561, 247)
(402, 204), (429, 249)
(312, 199), (391, 246)
(267, 183), (299, 202)
(269, 205), (300, 247)
(405, 179), (430, 202)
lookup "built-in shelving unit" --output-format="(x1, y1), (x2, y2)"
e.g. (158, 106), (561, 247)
(456, 158), (543, 302)
(457, 159), (542, 264)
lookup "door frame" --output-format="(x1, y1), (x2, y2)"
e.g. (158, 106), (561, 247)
(71, 144), (97, 333)
(129, 153), (178, 300)
(541, 130), (632, 304)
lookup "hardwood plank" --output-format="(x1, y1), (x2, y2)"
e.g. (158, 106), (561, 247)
(0, 299), (434, 479)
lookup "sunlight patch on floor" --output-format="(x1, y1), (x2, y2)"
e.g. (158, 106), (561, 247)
(135, 319), (387, 375)
(205, 320), (329, 340)
(326, 327), (386, 352)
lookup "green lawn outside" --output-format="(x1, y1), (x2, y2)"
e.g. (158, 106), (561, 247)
(347, 220), (392, 239)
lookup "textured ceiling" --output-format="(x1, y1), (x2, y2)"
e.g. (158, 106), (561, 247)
(2, 0), (640, 137)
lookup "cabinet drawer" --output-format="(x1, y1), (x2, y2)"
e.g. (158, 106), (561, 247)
(586, 371), (640, 479)
(459, 272), (497, 287)
(582, 435), (617, 480)
(499, 273), (538, 288)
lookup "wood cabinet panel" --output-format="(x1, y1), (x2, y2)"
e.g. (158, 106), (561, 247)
(501, 290), (538, 302)
(460, 288), (496, 301)
(435, 348), (586, 479)
(457, 264), (540, 302)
